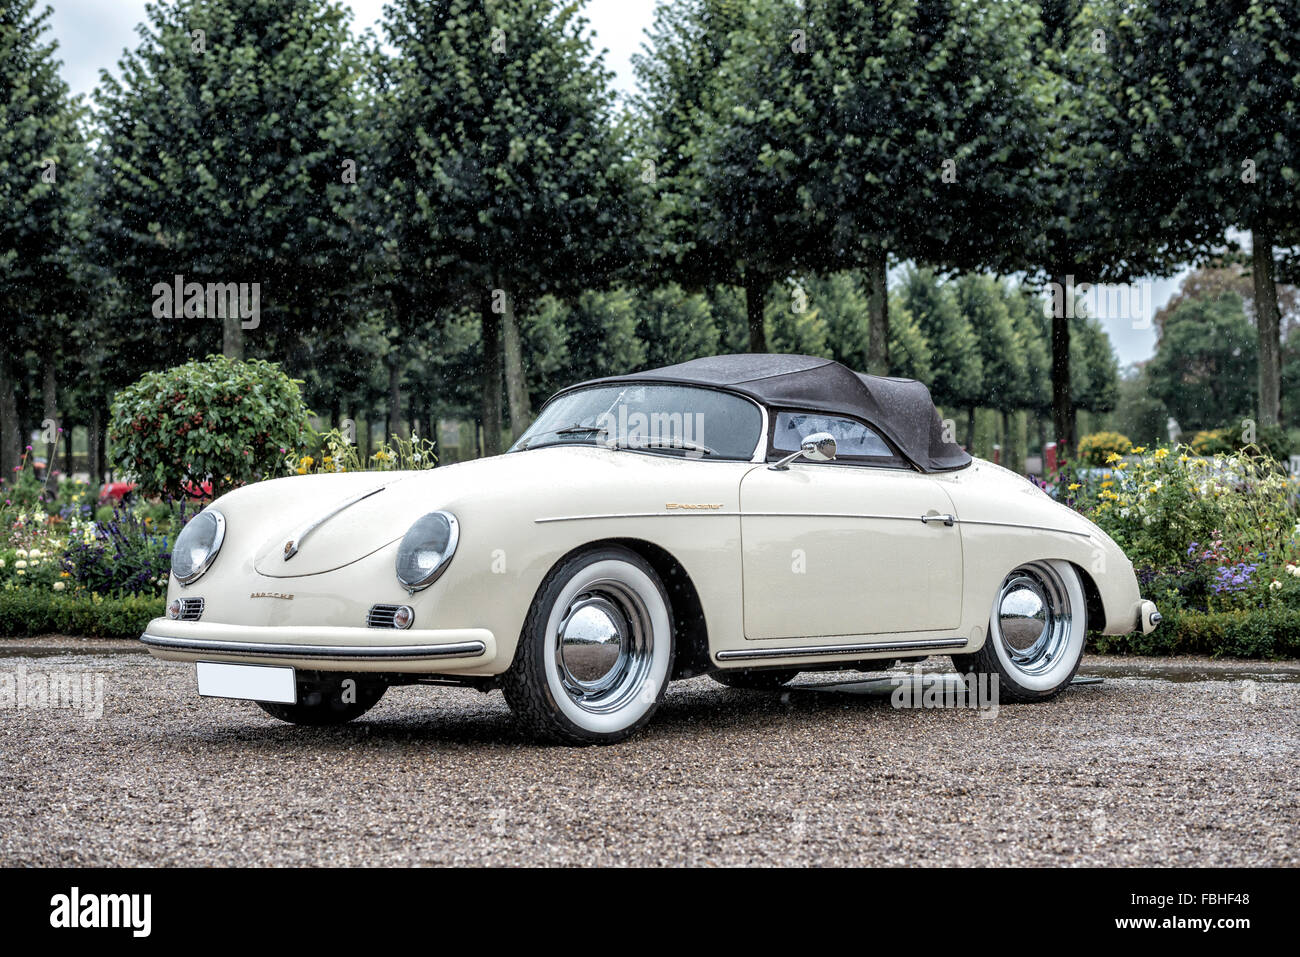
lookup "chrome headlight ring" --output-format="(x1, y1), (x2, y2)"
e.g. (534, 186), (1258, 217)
(395, 510), (459, 593)
(171, 509), (226, 585)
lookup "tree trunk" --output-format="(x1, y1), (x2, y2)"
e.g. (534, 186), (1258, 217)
(1001, 410), (1017, 473)
(386, 359), (405, 439)
(501, 290), (532, 440)
(42, 359), (57, 431)
(743, 272), (768, 353)
(223, 314), (243, 360)
(42, 359), (58, 479)
(966, 406), (977, 452)
(88, 405), (102, 487)
(1049, 273), (1073, 463)
(63, 423), (74, 477)
(0, 358), (19, 479)
(865, 249), (890, 374)
(1253, 226), (1282, 426)
(480, 291), (504, 456)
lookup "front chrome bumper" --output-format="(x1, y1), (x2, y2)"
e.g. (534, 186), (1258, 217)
(139, 618), (497, 674)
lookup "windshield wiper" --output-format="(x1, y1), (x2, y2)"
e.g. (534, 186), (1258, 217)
(613, 436), (715, 456)
(515, 423), (607, 450)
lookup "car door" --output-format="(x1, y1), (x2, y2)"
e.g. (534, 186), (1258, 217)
(739, 412), (963, 641)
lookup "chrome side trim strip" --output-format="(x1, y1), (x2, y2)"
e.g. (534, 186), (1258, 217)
(716, 637), (968, 661)
(140, 633), (485, 660)
(535, 510), (1089, 537)
(954, 518), (1090, 537)
(537, 511), (738, 524)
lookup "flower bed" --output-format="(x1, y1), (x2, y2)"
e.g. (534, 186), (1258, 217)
(1059, 446), (1300, 657)
(1, 495), (182, 639)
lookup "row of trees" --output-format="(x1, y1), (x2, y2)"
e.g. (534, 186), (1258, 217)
(2, 0), (1297, 480)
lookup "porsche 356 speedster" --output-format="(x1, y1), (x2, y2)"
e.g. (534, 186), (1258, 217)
(142, 354), (1160, 743)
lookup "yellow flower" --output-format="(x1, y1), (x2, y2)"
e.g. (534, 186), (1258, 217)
(296, 467), (307, 475)
(1101, 480), (1114, 489)
(1153, 448), (1169, 460)
(1115, 462), (1127, 470)
(299, 456), (315, 469)
(1178, 454), (1189, 463)
(1132, 446), (1146, 454)
(1105, 452), (1121, 464)
(1068, 483), (1081, 491)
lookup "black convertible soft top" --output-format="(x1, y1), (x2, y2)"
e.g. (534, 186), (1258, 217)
(564, 354), (972, 473)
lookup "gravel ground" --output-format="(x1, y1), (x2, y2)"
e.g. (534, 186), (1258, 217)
(1, 637), (1297, 866)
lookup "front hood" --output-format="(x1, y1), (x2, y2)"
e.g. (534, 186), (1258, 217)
(244, 456), (525, 578)
(220, 446), (735, 579)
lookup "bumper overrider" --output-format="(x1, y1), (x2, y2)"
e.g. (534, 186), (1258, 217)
(1135, 599), (1162, 635)
(140, 618), (497, 674)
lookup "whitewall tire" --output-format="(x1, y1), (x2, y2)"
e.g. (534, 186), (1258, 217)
(503, 546), (674, 744)
(954, 559), (1087, 702)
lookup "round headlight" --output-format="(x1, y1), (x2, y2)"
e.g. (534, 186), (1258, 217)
(172, 509), (226, 585)
(395, 511), (459, 592)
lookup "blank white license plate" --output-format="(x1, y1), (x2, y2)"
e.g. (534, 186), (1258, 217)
(196, 661), (296, 703)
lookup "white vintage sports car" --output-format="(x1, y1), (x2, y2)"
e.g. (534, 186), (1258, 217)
(142, 354), (1161, 744)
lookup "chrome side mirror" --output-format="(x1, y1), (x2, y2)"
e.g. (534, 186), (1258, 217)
(770, 431), (837, 471)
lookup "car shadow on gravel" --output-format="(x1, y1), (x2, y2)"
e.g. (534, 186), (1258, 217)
(171, 676), (1000, 752)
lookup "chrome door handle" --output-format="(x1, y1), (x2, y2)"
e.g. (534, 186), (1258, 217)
(920, 513), (955, 526)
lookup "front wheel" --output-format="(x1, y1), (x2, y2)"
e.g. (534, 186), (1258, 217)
(952, 560), (1087, 703)
(503, 547), (675, 745)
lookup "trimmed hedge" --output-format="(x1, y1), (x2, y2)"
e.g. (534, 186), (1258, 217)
(2, 593), (1298, 659)
(1091, 607), (1300, 659)
(0, 591), (163, 640)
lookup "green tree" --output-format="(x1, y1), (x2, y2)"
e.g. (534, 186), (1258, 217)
(93, 0), (365, 364)
(1029, 1), (1187, 458)
(634, 285), (721, 370)
(633, 0), (774, 346)
(380, 0), (641, 452)
(805, 0), (1054, 373)
(954, 273), (1028, 449)
(1146, 293), (1258, 433)
(1070, 314), (1120, 419)
(899, 267), (983, 422)
(1090, 0), (1300, 425)
(0, 0), (86, 479)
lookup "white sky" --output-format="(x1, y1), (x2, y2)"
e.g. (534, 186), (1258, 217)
(43, 0), (1171, 367)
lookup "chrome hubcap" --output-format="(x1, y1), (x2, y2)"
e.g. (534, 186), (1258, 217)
(555, 580), (653, 714)
(994, 563), (1072, 676)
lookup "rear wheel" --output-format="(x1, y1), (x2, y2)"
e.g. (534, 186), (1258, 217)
(712, 669), (799, 690)
(258, 672), (386, 725)
(952, 560), (1087, 703)
(503, 546), (674, 745)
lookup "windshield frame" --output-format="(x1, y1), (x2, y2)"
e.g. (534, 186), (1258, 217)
(510, 383), (769, 463)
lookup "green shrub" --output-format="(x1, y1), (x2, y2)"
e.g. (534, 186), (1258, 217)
(1190, 424), (1292, 461)
(1090, 607), (1300, 659)
(108, 354), (312, 499)
(0, 592), (164, 639)
(1076, 431), (1132, 466)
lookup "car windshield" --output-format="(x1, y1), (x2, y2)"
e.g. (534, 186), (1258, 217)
(511, 384), (762, 460)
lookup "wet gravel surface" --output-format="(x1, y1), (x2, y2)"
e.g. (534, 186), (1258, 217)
(1, 638), (1297, 866)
